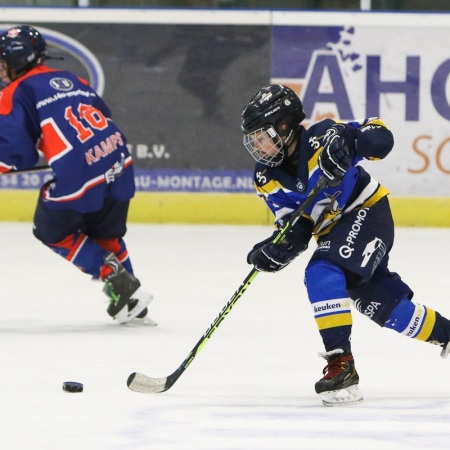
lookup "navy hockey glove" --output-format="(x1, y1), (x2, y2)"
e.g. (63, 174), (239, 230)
(247, 222), (311, 273)
(319, 123), (356, 187)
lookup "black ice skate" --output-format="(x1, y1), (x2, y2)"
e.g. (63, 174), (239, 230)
(441, 341), (450, 359)
(102, 252), (154, 324)
(315, 349), (363, 406)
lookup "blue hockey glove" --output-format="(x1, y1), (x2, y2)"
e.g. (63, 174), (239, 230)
(319, 123), (356, 186)
(247, 223), (311, 273)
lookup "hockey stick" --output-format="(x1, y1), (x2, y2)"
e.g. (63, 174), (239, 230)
(1, 165), (51, 175)
(127, 176), (329, 394)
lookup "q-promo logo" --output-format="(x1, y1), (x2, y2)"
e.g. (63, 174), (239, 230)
(338, 208), (369, 259)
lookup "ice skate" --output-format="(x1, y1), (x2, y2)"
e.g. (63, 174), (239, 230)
(102, 252), (155, 325)
(440, 341), (450, 359)
(315, 349), (363, 407)
(116, 289), (156, 326)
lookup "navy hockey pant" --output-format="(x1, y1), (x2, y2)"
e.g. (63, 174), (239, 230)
(33, 196), (133, 278)
(304, 197), (450, 352)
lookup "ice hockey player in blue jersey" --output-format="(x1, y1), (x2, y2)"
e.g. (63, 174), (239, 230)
(241, 84), (450, 406)
(0, 25), (154, 325)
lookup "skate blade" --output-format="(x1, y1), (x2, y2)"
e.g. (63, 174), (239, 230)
(115, 289), (154, 324)
(441, 342), (450, 359)
(320, 384), (364, 407)
(126, 316), (158, 327)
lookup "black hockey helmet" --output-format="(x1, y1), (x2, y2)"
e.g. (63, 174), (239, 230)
(241, 84), (306, 167)
(0, 25), (47, 82)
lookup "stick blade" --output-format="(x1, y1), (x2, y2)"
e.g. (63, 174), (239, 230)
(127, 372), (169, 393)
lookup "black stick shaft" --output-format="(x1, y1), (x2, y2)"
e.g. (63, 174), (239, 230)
(1, 165), (51, 175)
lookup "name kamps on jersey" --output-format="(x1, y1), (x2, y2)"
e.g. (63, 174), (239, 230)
(85, 132), (125, 165)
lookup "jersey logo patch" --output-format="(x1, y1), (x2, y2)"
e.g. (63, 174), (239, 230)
(296, 179), (305, 191)
(49, 77), (74, 91)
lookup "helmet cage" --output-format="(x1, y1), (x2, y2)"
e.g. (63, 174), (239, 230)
(241, 84), (306, 167)
(243, 125), (284, 167)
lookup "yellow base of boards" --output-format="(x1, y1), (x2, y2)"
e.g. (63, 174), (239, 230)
(0, 190), (449, 227)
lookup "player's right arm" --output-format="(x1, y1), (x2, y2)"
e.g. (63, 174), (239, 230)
(248, 165), (315, 272)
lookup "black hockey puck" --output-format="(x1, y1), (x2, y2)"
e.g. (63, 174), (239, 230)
(62, 381), (84, 393)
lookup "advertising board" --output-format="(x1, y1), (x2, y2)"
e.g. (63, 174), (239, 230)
(0, 9), (448, 225)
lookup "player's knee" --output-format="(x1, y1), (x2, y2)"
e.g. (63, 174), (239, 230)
(32, 223), (61, 246)
(384, 298), (416, 332)
(32, 225), (45, 243)
(304, 260), (348, 302)
(348, 272), (413, 326)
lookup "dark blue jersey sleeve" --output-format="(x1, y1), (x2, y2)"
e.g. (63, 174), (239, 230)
(348, 118), (394, 160)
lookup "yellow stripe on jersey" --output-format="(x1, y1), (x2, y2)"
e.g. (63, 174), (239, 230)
(308, 147), (322, 174)
(255, 179), (286, 197)
(315, 183), (390, 236)
(361, 184), (390, 208)
(415, 307), (436, 341)
(366, 117), (390, 128)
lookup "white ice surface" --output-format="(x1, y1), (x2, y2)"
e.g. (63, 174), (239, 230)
(1, 223), (450, 450)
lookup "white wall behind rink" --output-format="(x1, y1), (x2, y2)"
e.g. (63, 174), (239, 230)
(1, 7), (449, 26)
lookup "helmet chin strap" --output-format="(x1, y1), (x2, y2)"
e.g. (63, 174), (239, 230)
(282, 135), (301, 170)
(286, 141), (297, 156)
(283, 127), (300, 158)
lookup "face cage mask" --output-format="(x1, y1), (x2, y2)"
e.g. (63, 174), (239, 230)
(243, 126), (284, 167)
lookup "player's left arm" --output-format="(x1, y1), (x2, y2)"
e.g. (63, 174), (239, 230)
(349, 117), (394, 160)
(318, 117), (394, 185)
